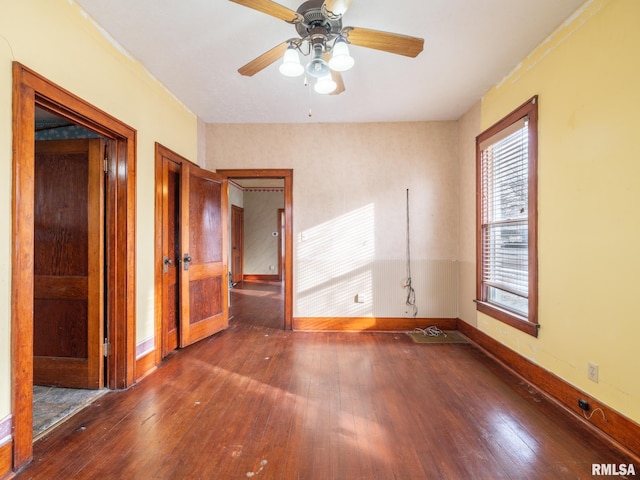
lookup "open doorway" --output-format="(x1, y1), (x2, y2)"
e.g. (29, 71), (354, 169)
(217, 169), (293, 330)
(32, 107), (110, 439)
(12, 63), (136, 471)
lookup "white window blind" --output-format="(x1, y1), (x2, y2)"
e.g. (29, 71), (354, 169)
(480, 116), (529, 317)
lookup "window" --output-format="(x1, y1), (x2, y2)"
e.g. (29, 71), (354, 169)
(476, 96), (538, 336)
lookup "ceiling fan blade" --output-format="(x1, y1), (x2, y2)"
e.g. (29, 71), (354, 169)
(330, 70), (345, 96)
(322, 53), (346, 95)
(344, 27), (424, 58)
(238, 41), (289, 77)
(322, 0), (353, 17)
(229, 0), (300, 23)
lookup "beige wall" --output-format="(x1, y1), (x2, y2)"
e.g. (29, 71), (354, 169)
(0, 0), (198, 423)
(243, 191), (285, 275)
(461, 0), (640, 423)
(207, 122), (460, 318)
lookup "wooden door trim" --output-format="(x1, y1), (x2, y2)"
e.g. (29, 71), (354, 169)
(11, 62), (136, 470)
(216, 169), (293, 330)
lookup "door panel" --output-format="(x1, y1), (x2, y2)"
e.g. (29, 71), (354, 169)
(161, 159), (181, 357)
(231, 205), (244, 283)
(33, 138), (104, 389)
(180, 164), (228, 347)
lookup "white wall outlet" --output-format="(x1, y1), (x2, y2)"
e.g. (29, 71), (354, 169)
(355, 293), (365, 304)
(588, 362), (599, 383)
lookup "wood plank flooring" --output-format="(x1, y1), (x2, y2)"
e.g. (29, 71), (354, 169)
(16, 282), (636, 479)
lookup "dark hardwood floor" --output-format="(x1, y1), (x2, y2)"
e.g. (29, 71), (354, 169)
(16, 281), (635, 479)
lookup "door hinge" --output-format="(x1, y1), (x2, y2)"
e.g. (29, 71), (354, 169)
(103, 144), (110, 173)
(103, 339), (111, 357)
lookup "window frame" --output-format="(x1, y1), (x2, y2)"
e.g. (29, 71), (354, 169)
(476, 96), (539, 337)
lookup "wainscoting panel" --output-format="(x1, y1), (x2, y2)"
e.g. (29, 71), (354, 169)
(295, 258), (458, 318)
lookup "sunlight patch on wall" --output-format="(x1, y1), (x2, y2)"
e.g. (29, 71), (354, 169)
(297, 204), (375, 317)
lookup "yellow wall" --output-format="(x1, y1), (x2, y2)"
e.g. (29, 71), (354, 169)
(473, 0), (640, 422)
(0, 0), (199, 420)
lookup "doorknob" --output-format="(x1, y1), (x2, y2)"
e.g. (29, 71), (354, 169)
(163, 255), (173, 274)
(183, 253), (192, 271)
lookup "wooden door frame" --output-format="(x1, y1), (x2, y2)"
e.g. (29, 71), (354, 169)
(11, 63), (136, 470)
(216, 169), (293, 330)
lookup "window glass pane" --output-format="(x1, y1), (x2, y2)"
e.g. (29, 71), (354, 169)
(485, 126), (528, 223)
(488, 286), (528, 317)
(482, 221), (528, 296)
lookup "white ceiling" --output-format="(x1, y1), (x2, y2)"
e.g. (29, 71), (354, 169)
(74, 0), (585, 124)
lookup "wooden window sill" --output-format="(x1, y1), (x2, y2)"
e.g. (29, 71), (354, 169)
(475, 301), (539, 337)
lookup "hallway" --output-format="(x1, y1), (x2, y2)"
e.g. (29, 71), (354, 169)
(16, 282), (635, 479)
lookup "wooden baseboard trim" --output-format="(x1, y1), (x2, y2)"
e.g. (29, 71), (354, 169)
(242, 274), (280, 282)
(457, 319), (640, 461)
(135, 350), (157, 382)
(293, 317), (457, 332)
(0, 440), (13, 480)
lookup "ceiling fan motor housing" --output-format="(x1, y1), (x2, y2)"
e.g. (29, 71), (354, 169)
(295, 0), (343, 46)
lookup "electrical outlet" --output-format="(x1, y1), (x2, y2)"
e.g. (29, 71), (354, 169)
(588, 362), (599, 383)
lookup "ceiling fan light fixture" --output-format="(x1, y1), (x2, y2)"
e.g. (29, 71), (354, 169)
(329, 37), (354, 72)
(306, 56), (330, 78)
(279, 45), (304, 77)
(314, 73), (337, 94)
(323, 0), (352, 18)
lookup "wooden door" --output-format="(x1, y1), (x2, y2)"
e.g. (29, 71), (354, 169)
(33, 139), (104, 389)
(161, 159), (181, 357)
(278, 208), (285, 281)
(231, 205), (244, 284)
(179, 164), (229, 347)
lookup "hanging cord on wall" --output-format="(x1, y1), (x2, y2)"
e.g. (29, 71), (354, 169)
(403, 189), (418, 318)
(1, 33), (16, 61)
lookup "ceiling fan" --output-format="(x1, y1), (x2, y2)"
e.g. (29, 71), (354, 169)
(230, 0), (424, 95)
